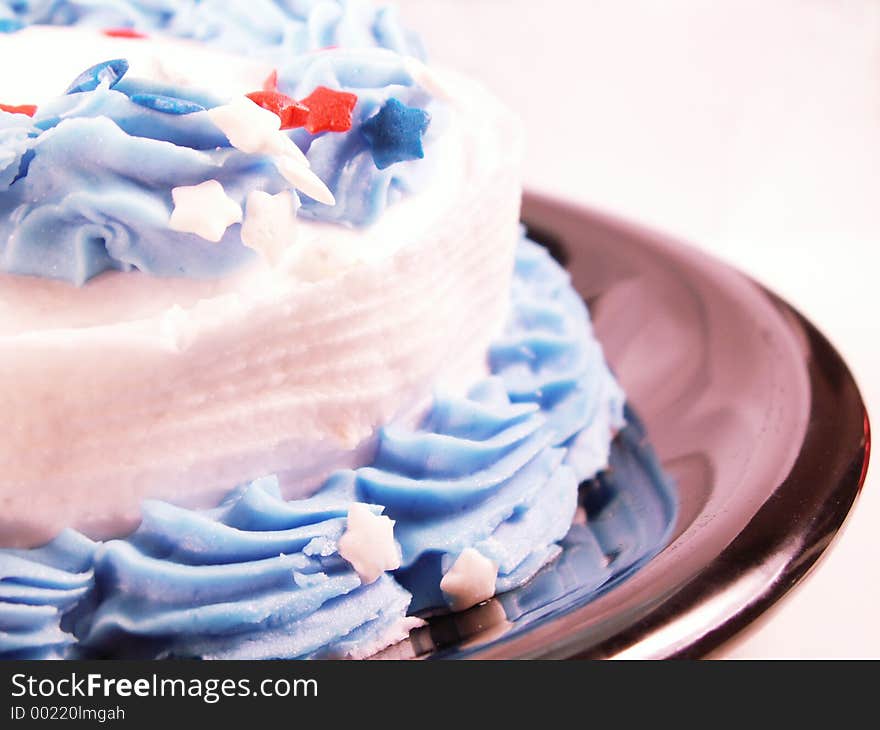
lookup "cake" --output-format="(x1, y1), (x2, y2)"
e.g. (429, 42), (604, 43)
(0, 1), (625, 659)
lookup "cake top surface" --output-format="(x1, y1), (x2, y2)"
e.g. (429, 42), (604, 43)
(0, 3), (453, 286)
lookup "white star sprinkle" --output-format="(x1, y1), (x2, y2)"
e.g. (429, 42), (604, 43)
(274, 154), (335, 206)
(207, 97), (335, 206)
(207, 96), (281, 154)
(261, 127), (310, 166)
(241, 190), (299, 266)
(168, 180), (242, 242)
(337, 503), (401, 585)
(440, 548), (498, 611)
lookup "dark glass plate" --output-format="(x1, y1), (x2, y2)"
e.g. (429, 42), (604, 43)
(381, 192), (870, 659)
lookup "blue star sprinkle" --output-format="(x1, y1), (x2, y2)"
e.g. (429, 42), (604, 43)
(65, 58), (130, 95)
(129, 93), (206, 115)
(360, 98), (431, 170)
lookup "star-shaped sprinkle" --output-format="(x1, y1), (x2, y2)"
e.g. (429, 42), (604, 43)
(207, 97), (334, 205)
(360, 98), (431, 170)
(246, 90), (310, 130)
(102, 27), (147, 39)
(246, 90), (290, 117)
(262, 69), (279, 91)
(0, 103), (36, 116)
(279, 102), (310, 130)
(337, 503), (401, 585)
(261, 129), (309, 165)
(299, 86), (358, 134)
(273, 154), (335, 205)
(439, 548), (498, 611)
(169, 180), (242, 242)
(240, 190), (298, 266)
(207, 96), (282, 154)
(130, 93), (205, 115)
(65, 58), (129, 95)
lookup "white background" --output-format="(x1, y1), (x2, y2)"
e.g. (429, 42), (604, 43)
(397, 0), (879, 658)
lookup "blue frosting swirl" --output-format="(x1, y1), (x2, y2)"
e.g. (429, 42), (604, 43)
(279, 48), (437, 225)
(0, 530), (95, 659)
(0, 80), (299, 284)
(0, 235), (634, 656)
(0, 8), (444, 283)
(81, 476), (412, 659)
(491, 235), (626, 481)
(0, 0), (424, 57)
(359, 378), (579, 612)
(352, 237), (624, 611)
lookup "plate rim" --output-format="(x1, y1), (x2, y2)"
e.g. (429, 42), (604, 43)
(466, 191), (871, 659)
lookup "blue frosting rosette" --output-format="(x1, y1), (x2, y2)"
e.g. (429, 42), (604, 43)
(81, 477), (412, 660)
(0, 530), (95, 659)
(492, 235), (626, 481)
(358, 379), (579, 612)
(0, 0), (424, 58)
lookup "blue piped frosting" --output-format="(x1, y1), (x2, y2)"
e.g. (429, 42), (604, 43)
(81, 476), (412, 659)
(360, 378), (579, 613)
(0, 78), (294, 284)
(0, 9), (445, 283)
(0, 235), (639, 658)
(354, 237), (624, 611)
(492, 238), (626, 480)
(0, 530), (95, 659)
(0, 0), (424, 58)
(277, 48), (438, 225)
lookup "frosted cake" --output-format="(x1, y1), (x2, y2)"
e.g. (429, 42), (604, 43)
(0, 1), (625, 659)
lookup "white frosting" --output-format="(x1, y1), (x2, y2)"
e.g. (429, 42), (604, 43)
(0, 53), (524, 546)
(440, 548), (499, 611)
(0, 26), (272, 104)
(337, 503), (401, 585)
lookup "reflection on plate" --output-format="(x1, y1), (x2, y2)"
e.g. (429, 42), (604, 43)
(379, 192), (870, 659)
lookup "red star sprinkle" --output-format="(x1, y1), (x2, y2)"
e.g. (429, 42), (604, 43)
(246, 90), (293, 117)
(279, 101), (310, 130)
(299, 86), (357, 134)
(245, 90), (311, 130)
(262, 70), (278, 91)
(0, 103), (37, 116)
(102, 27), (147, 39)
